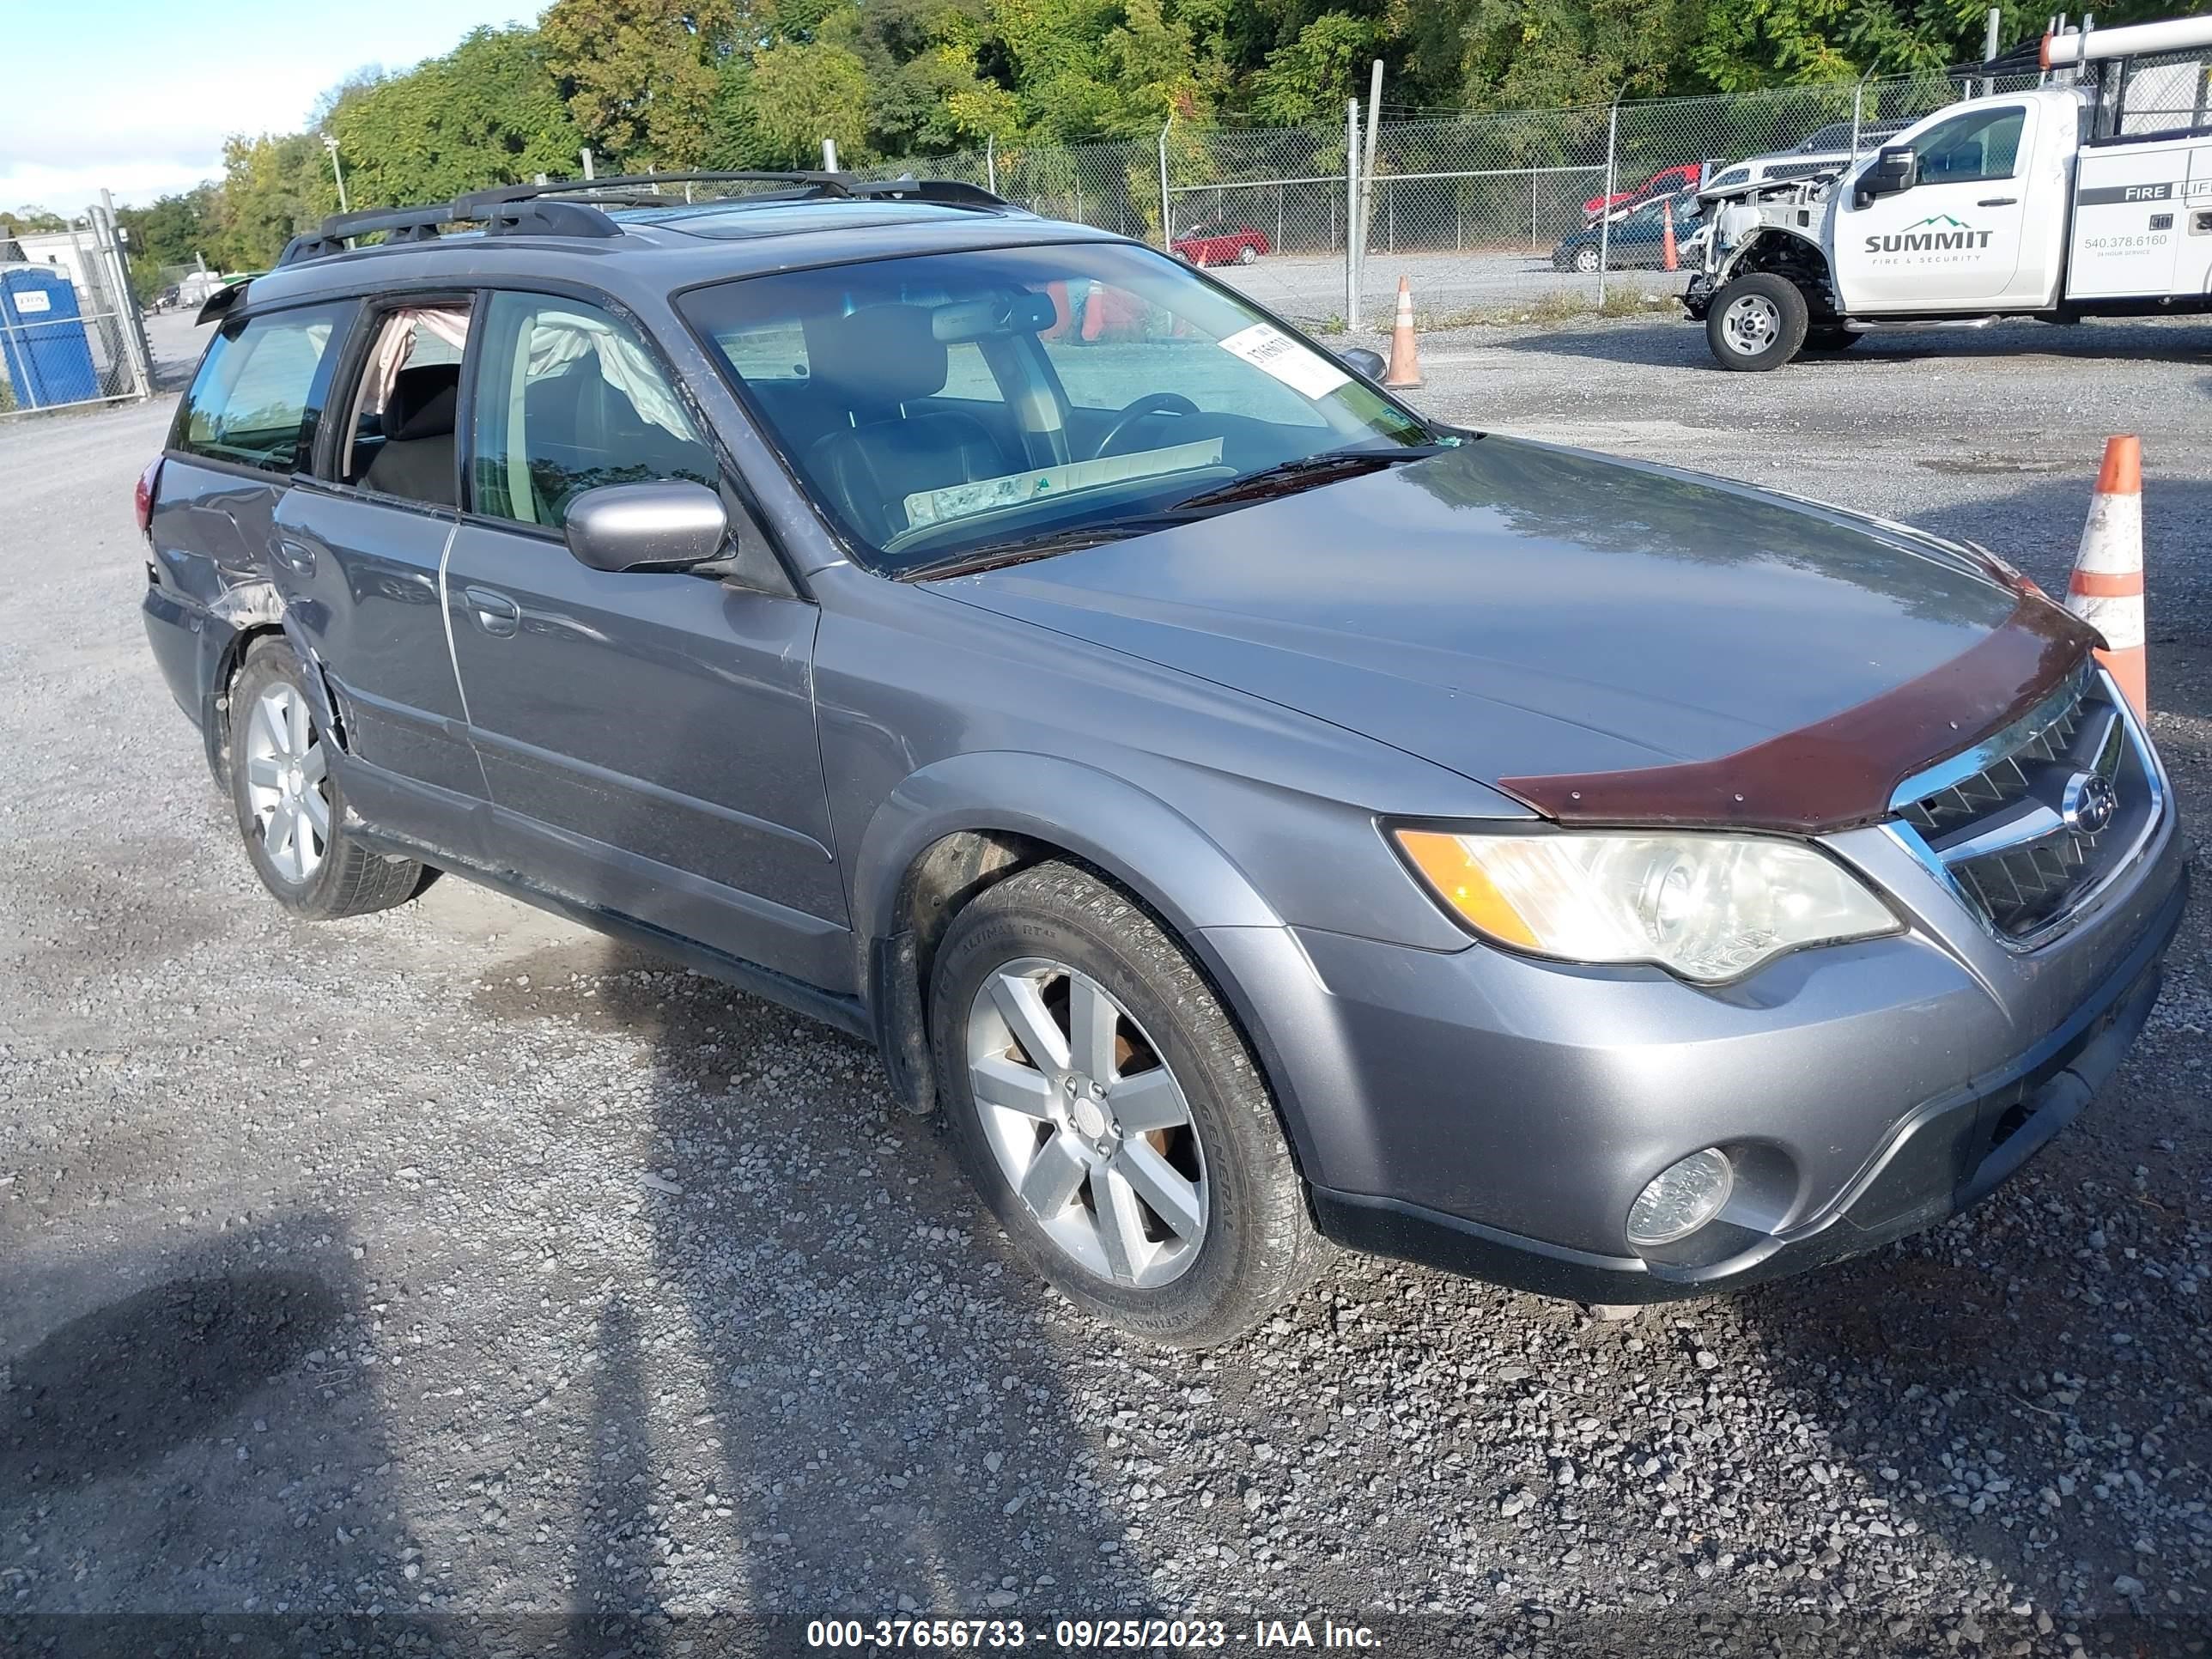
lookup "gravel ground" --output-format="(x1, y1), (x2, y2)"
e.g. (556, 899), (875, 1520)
(2, 308), (2209, 1658)
(1209, 249), (1618, 328)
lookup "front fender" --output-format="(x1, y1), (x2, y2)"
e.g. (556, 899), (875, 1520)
(1715, 225), (1832, 289)
(850, 751), (1357, 1170)
(851, 750), (1285, 955)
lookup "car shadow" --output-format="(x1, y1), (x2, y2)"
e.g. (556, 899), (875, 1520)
(522, 935), (1165, 1640)
(1486, 316), (2212, 372)
(0, 1214), (437, 1646)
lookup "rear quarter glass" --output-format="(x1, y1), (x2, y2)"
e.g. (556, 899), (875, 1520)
(174, 301), (356, 475)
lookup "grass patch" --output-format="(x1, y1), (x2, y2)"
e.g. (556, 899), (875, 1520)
(1420, 287), (1682, 331)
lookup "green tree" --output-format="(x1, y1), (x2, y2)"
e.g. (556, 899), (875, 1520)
(328, 27), (584, 209)
(211, 132), (336, 270)
(748, 38), (877, 163)
(541, 0), (742, 167)
(1247, 10), (1375, 124)
(1, 207), (70, 234)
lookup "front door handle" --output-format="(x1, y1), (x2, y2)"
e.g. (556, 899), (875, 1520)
(463, 585), (521, 638)
(1978, 197), (2018, 207)
(271, 538), (315, 576)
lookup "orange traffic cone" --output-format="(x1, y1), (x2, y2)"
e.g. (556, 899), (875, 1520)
(1383, 276), (1422, 389)
(2063, 435), (2146, 716)
(1662, 198), (1679, 272)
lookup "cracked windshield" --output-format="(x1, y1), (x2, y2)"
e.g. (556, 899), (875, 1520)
(678, 240), (1434, 574)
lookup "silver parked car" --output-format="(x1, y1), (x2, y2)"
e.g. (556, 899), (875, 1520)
(138, 173), (2185, 1346)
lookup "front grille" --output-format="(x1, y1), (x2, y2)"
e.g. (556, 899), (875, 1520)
(1893, 668), (2156, 942)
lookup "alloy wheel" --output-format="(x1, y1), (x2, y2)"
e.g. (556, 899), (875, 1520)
(241, 683), (330, 884)
(965, 957), (1208, 1289)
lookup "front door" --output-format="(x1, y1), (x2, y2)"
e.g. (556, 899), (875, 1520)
(1838, 101), (2036, 311)
(443, 289), (849, 989)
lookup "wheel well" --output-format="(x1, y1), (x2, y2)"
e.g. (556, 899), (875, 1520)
(873, 827), (1314, 1183)
(1729, 232), (1838, 318)
(207, 623), (285, 781)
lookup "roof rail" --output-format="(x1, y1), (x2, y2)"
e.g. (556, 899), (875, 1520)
(276, 170), (1011, 268)
(451, 169), (1008, 214)
(276, 195), (623, 268)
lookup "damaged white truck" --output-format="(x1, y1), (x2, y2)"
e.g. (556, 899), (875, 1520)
(1685, 14), (2212, 370)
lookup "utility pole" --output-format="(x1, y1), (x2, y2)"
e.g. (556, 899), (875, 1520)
(1355, 58), (1382, 330)
(580, 148), (595, 180)
(1157, 114), (1174, 250)
(1344, 98), (1359, 326)
(822, 138), (839, 172)
(1984, 6), (2002, 95)
(322, 135), (349, 214)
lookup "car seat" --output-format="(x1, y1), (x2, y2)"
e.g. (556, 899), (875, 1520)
(363, 363), (461, 506)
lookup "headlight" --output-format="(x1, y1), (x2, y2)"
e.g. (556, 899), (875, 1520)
(1393, 828), (1898, 982)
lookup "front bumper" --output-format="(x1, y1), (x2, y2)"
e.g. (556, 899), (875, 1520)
(1308, 873), (2179, 1302)
(1200, 797), (2186, 1305)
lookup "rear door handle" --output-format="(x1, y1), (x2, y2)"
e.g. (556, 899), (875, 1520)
(462, 585), (521, 638)
(1978, 197), (2018, 207)
(272, 538), (315, 576)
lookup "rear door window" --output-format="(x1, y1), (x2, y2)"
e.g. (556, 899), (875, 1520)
(175, 303), (351, 473)
(334, 302), (472, 506)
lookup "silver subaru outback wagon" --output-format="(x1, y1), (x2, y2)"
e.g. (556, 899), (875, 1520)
(137, 173), (2185, 1347)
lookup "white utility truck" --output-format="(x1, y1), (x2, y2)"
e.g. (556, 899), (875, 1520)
(1685, 14), (2212, 369)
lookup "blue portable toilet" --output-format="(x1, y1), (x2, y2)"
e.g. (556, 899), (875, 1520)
(0, 264), (101, 408)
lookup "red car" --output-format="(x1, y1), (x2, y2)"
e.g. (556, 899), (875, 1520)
(1584, 163), (1705, 220)
(1172, 217), (1269, 265)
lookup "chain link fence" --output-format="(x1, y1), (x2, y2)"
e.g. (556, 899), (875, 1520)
(0, 206), (155, 416)
(852, 57), (2094, 331)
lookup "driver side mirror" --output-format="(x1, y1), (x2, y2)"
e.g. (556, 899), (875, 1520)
(1336, 346), (1386, 380)
(564, 481), (730, 574)
(1856, 145), (1917, 206)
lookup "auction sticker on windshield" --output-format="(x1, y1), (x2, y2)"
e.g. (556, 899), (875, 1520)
(1217, 322), (1349, 400)
(902, 437), (1225, 532)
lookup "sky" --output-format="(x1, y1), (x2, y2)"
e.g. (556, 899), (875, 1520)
(1, 0), (536, 212)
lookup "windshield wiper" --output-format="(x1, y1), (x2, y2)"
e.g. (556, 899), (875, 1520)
(1167, 443), (1448, 511)
(898, 511), (1201, 580)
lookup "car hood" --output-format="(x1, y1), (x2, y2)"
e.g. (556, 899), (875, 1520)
(927, 436), (2074, 823)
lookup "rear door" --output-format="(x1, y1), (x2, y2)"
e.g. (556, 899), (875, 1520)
(152, 301), (354, 624)
(442, 288), (848, 988)
(269, 296), (489, 848)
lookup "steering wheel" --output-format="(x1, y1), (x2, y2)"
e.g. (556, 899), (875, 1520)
(1094, 392), (1200, 459)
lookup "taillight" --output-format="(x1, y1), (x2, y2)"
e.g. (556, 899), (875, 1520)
(134, 456), (163, 539)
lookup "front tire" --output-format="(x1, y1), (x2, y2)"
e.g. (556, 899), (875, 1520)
(1237, 244), (1258, 265)
(1572, 244), (1601, 274)
(930, 863), (1325, 1348)
(1706, 272), (1808, 371)
(226, 639), (424, 919)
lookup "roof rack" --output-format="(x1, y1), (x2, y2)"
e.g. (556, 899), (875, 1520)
(452, 170), (1008, 213)
(276, 171), (1011, 267)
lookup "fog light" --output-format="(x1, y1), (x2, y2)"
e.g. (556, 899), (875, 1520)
(1626, 1149), (1734, 1248)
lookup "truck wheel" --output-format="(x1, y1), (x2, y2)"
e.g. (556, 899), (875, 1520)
(930, 862), (1326, 1348)
(1706, 273), (1808, 371)
(1803, 327), (1862, 353)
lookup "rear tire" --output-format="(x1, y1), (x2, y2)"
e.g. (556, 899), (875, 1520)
(930, 862), (1326, 1348)
(226, 638), (425, 920)
(1706, 272), (1808, 371)
(1237, 244), (1257, 265)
